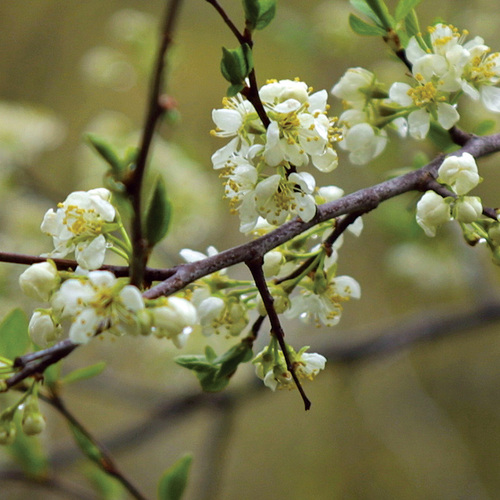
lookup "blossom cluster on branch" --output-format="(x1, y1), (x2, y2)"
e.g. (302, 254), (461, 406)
(2, 0), (500, 471)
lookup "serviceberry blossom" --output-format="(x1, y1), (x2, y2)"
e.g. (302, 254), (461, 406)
(50, 271), (145, 344)
(41, 188), (116, 270)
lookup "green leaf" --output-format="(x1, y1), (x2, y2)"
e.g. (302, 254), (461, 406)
(395, 0), (422, 22)
(158, 454), (193, 500)
(144, 175), (172, 248)
(349, 0), (380, 24)
(0, 309), (29, 360)
(242, 0), (277, 30)
(176, 340), (253, 392)
(86, 134), (123, 177)
(349, 14), (386, 36)
(69, 423), (103, 465)
(61, 361), (107, 385)
(214, 341), (253, 379)
(364, 0), (394, 29)
(204, 345), (217, 363)
(84, 464), (124, 500)
(404, 9), (420, 40)
(220, 44), (253, 86)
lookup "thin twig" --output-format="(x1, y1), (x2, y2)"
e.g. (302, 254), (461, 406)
(127, 0), (184, 288)
(44, 389), (148, 500)
(247, 257), (311, 410)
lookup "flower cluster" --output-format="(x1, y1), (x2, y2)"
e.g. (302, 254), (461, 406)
(211, 78), (341, 232)
(253, 341), (326, 391)
(416, 153), (483, 237)
(331, 68), (390, 165)
(19, 260), (197, 349)
(40, 188), (127, 269)
(389, 24), (500, 139)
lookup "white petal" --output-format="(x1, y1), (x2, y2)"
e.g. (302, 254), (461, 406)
(481, 86), (500, 112)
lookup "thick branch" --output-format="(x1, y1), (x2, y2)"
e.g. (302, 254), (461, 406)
(144, 132), (500, 299)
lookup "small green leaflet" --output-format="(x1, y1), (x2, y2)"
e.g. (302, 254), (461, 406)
(349, 14), (386, 36)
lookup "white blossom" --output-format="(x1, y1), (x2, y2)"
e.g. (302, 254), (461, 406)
(150, 297), (198, 348)
(19, 261), (60, 302)
(453, 196), (483, 222)
(331, 67), (375, 108)
(437, 152), (481, 195)
(416, 191), (452, 237)
(287, 274), (361, 327)
(41, 188), (116, 269)
(28, 310), (62, 347)
(51, 271), (144, 344)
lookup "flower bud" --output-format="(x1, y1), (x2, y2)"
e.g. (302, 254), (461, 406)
(488, 222), (500, 245)
(29, 311), (62, 347)
(19, 261), (60, 302)
(151, 297), (198, 348)
(453, 196), (483, 223)
(416, 191), (452, 237)
(0, 419), (16, 445)
(437, 153), (481, 195)
(21, 396), (46, 436)
(263, 251), (283, 277)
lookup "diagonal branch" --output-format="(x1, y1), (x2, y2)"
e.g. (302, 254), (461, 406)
(247, 257), (311, 410)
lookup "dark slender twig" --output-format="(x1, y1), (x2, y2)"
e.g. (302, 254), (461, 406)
(45, 389), (148, 500)
(205, 0), (245, 43)
(247, 257), (311, 410)
(127, 0), (184, 288)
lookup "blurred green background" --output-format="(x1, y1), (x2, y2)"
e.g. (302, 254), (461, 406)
(1, 0), (500, 499)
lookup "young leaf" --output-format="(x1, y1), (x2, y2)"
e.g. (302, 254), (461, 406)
(220, 44), (253, 86)
(364, 0), (395, 29)
(0, 309), (29, 360)
(242, 0), (277, 31)
(145, 175), (172, 248)
(349, 14), (386, 36)
(86, 134), (124, 177)
(404, 9), (420, 40)
(158, 454), (193, 500)
(214, 340), (253, 379)
(61, 361), (107, 385)
(395, 0), (422, 22)
(349, 0), (380, 24)
(69, 423), (103, 465)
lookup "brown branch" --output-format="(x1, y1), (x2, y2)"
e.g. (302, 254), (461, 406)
(247, 257), (311, 410)
(126, 0), (184, 288)
(143, 132), (500, 299)
(5, 131), (500, 393)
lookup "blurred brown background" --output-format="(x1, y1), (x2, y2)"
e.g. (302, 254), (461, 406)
(1, 0), (500, 499)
